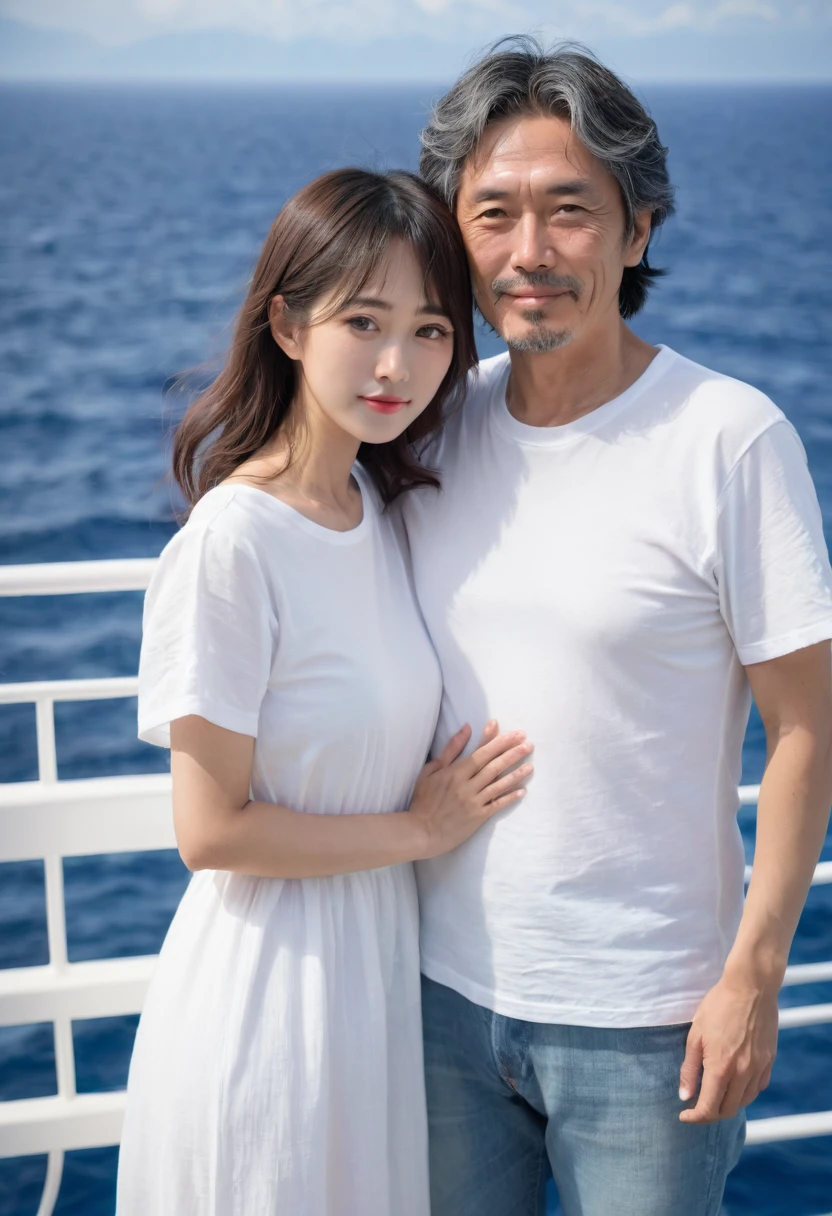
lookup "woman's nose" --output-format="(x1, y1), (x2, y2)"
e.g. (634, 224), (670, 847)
(375, 344), (410, 384)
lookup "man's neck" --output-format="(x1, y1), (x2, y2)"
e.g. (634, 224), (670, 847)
(506, 319), (659, 429)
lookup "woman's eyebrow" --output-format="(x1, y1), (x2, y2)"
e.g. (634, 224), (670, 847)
(344, 295), (393, 311)
(342, 295), (450, 318)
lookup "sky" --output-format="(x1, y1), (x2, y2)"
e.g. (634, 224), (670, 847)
(1, 0), (831, 81)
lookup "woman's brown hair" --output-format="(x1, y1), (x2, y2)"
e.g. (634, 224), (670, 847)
(172, 168), (476, 511)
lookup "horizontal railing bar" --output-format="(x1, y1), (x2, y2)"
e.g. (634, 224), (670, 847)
(0, 956), (157, 1027)
(1, 1092), (828, 1159)
(0, 1092), (125, 1157)
(746, 1108), (832, 1145)
(0, 676), (139, 706)
(782, 960), (832, 987)
(746, 860), (832, 888)
(0, 773), (176, 862)
(778, 1002), (832, 1029)
(9, 771), (826, 887)
(739, 785), (761, 804)
(806, 860), (832, 885)
(1, 957), (826, 1032)
(0, 559), (157, 597)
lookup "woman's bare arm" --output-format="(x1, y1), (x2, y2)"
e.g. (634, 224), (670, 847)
(169, 714), (532, 878)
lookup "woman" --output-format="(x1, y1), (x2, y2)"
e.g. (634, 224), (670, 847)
(116, 168), (533, 1215)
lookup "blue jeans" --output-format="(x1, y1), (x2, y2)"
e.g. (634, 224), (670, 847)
(422, 975), (746, 1216)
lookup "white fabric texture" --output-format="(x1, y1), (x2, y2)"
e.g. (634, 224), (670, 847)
(401, 346), (832, 1028)
(117, 467), (441, 1216)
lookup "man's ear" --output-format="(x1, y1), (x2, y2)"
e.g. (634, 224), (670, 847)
(624, 209), (653, 268)
(268, 295), (303, 360)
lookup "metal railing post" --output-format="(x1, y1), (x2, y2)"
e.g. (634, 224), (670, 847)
(35, 698), (58, 784)
(34, 1149), (64, 1216)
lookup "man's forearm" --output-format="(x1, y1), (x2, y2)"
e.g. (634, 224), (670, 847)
(724, 724), (832, 989)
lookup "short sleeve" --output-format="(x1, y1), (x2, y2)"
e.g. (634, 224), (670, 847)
(716, 421), (832, 665)
(138, 520), (277, 748)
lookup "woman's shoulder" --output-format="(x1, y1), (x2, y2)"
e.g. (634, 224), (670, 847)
(152, 485), (283, 595)
(180, 483), (293, 551)
(187, 482), (275, 528)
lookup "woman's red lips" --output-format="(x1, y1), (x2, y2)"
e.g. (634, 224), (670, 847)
(360, 395), (410, 414)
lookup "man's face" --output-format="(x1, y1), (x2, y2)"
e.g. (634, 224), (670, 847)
(456, 113), (651, 352)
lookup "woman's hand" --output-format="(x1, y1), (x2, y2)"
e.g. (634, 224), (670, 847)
(408, 720), (533, 859)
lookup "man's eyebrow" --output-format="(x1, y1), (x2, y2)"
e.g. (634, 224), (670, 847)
(545, 179), (594, 197)
(342, 295), (450, 318)
(467, 178), (595, 205)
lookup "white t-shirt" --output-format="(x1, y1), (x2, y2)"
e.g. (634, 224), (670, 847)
(138, 466), (441, 817)
(401, 346), (832, 1028)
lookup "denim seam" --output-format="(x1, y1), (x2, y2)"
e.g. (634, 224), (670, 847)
(488, 1008), (520, 1096)
(701, 1118), (723, 1215)
(529, 1138), (546, 1216)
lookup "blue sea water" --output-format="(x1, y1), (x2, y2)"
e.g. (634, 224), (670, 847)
(0, 81), (831, 1215)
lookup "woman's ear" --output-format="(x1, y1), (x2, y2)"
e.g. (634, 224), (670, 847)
(268, 295), (303, 360)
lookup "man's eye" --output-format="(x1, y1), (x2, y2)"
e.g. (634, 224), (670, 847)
(555, 205), (583, 215)
(478, 208), (507, 220)
(348, 316), (376, 331)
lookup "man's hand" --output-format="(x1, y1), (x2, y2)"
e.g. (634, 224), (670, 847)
(678, 973), (778, 1123)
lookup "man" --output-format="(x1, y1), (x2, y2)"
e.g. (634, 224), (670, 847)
(402, 37), (832, 1216)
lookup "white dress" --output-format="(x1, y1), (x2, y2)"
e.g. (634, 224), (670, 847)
(116, 466), (441, 1216)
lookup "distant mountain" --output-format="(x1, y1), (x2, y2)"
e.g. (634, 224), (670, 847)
(0, 18), (466, 83)
(0, 17), (102, 77)
(0, 16), (829, 83)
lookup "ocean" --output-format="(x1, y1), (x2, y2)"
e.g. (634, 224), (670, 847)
(0, 82), (831, 1214)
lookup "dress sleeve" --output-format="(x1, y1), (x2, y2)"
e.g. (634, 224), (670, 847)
(137, 519), (277, 748)
(716, 420), (832, 666)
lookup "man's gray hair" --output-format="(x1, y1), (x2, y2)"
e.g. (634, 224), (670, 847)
(420, 37), (675, 319)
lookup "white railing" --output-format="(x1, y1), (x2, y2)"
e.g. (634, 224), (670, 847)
(0, 560), (830, 1214)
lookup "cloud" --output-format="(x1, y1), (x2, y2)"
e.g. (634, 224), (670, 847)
(0, 0), (524, 44)
(0, 0), (819, 46)
(138, 0), (185, 17)
(565, 2), (779, 36)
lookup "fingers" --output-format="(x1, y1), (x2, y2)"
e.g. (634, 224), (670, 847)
(718, 1071), (750, 1121)
(481, 788), (526, 817)
(476, 719), (500, 748)
(475, 744), (534, 797)
(758, 1062), (773, 1094)
(481, 761), (534, 803)
(468, 729), (530, 781)
(419, 758), (442, 780)
(678, 1028), (703, 1105)
(680, 1062), (730, 1124)
(739, 1063), (772, 1111)
(436, 724), (472, 768)
(474, 743), (534, 796)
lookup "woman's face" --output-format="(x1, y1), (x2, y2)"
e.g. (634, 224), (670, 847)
(271, 239), (455, 446)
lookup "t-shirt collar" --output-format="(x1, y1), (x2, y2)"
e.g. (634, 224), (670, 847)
(491, 344), (676, 448)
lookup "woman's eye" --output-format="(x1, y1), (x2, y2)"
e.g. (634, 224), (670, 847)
(417, 324), (451, 340)
(348, 315), (377, 332)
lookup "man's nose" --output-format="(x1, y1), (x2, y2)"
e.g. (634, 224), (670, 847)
(510, 213), (556, 274)
(375, 343), (410, 384)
